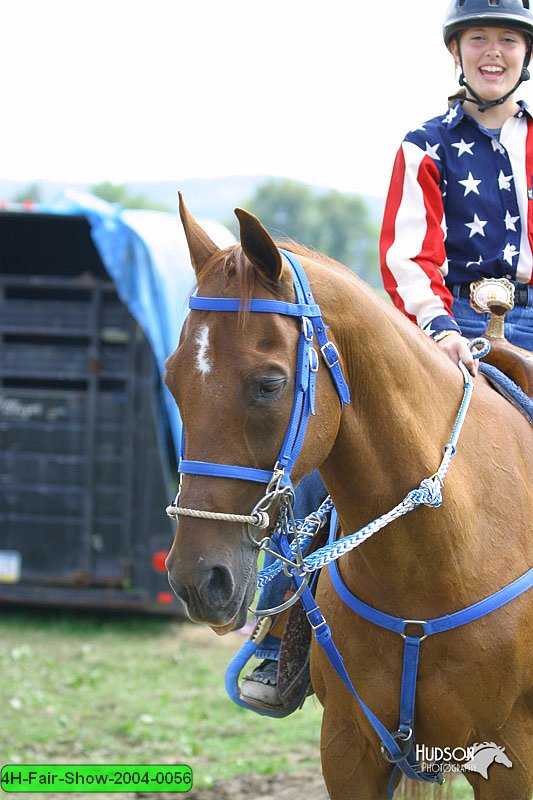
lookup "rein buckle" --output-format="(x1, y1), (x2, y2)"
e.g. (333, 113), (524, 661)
(305, 605), (328, 632)
(321, 340), (340, 369)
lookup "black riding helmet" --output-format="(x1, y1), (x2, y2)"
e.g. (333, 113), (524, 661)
(444, 0), (533, 111)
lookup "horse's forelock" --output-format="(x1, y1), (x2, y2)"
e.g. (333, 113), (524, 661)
(193, 243), (295, 326)
(191, 238), (359, 332)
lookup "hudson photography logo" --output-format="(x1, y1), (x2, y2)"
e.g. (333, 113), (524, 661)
(416, 742), (513, 778)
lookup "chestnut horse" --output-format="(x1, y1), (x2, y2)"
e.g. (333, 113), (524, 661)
(164, 196), (533, 799)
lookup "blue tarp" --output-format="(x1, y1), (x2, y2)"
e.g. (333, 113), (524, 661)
(42, 190), (236, 462)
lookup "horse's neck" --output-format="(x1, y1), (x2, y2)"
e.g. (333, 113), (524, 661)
(314, 267), (472, 610)
(318, 268), (462, 488)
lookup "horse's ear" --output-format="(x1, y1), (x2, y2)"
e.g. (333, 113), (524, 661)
(234, 208), (283, 283)
(178, 192), (219, 275)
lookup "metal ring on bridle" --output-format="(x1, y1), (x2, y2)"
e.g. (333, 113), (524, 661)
(249, 570), (312, 617)
(380, 728), (413, 764)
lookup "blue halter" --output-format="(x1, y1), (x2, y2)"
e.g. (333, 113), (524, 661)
(177, 249), (350, 490)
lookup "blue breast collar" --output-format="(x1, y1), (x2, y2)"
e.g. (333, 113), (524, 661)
(178, 249), (350, 488)
(293, 508), (533, 795)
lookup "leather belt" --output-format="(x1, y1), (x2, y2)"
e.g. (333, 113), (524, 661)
(452, 283), (531, 306)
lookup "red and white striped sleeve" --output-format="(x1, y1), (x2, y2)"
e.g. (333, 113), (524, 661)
(380, 141), (460, 336)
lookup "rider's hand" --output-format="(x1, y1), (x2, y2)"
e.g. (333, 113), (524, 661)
(437, 332), (478, 377)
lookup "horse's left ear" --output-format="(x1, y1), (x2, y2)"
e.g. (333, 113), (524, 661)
(179, 192), (220, 275)
(234, 208), (283, 283)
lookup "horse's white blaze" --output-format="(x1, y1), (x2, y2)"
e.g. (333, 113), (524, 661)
(195, 324), (212, 375)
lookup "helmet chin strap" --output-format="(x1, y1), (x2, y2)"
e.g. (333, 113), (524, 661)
(449, 39), (532, 113)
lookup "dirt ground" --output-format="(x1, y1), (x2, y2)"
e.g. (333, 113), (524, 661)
(138, 770), (329, 800)
(185, 770), (329, 800)
(34, 772), (329, 800)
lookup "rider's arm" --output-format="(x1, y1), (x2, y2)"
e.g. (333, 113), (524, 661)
(380, 140), (462, 340)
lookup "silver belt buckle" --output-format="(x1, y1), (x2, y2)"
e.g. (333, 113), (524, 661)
(469, 277), (515, 314)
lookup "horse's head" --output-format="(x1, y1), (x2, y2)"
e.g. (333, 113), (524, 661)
(163, 195), (343, 632)
(492, 745), (512, 769)
(463, 743), (513, 778)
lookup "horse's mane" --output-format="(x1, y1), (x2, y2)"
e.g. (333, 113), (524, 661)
(279, 240), (350, 276)
(468, 742), (500, 755)
(195, 238), (365, 305)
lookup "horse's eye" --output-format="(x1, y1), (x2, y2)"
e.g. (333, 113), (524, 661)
(256, 377), (287, 400)
(260, 379), (285, 394)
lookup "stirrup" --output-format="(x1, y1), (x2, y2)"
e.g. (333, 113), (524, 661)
(225, 638), (309, 718)
(239, 658), (282, 711)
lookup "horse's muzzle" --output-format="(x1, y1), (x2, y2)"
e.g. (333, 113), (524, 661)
(166, 555), (253, 630)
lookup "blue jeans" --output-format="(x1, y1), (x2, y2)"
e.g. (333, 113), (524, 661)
(451, 285), (533, 351)
(254, 469), (328, 659)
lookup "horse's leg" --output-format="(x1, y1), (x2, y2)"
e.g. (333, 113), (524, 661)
(466, 699), (533, 800)
(468, 763), (532, 800)
(320, 707), (394, 799)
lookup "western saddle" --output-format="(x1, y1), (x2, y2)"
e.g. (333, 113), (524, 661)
(469, 278), (533, 399)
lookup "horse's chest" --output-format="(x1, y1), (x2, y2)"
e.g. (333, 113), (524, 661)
(313, 614), (518, 740)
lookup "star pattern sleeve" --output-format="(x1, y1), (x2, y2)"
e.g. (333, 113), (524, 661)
(380, 140), (461, 337)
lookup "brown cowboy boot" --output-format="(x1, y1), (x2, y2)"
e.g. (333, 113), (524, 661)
(239, 658), (283, 710)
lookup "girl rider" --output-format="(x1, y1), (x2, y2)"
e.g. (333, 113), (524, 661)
(380, 0), (533, 368)
(240, 0), (533, 713)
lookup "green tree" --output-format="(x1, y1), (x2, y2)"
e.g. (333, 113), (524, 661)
(244, 180), (320, 244)
(90, 181), (171, 212)
(316, 190), (379, 285)
(12, 182), (42, 203)
(235, 179), (380, 287)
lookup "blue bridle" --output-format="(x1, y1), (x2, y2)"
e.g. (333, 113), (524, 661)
(176, 249), (350, 495)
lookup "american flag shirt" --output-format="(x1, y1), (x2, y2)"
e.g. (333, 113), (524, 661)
(380, 100), (533, 337)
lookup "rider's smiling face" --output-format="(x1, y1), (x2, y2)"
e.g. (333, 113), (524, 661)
(450, 26), (529, 104)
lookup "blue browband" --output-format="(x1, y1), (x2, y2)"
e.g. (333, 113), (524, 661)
(178, 249), (350, 487)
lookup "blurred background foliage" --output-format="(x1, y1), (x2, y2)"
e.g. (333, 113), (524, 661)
(8, 177), (382, 287)
(229, 178), (380, 286)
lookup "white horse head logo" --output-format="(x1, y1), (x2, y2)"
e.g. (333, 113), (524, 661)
(463, 742), (513, 779)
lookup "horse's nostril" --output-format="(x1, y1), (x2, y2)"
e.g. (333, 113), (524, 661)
(202, 565), (234, 607)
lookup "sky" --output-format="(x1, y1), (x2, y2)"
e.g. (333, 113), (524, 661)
(3, 0), (533, 199)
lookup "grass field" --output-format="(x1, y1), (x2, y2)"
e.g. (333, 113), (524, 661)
(0, 608), (475, 799)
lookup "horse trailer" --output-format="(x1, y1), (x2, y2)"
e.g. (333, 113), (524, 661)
(0, 196), (234, 614)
